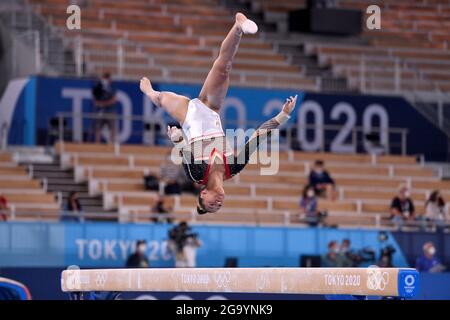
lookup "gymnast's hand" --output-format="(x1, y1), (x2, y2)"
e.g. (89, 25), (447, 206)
(282, 95), (298, 115)
(167, 126), (183, 143)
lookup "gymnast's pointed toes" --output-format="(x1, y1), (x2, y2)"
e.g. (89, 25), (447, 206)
(236, 12), (258, 34)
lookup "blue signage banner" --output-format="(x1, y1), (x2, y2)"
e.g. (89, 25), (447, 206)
(0, 222), (408, 268)
(4, 76), (447, 160)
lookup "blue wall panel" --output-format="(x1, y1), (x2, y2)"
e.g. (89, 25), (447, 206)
(3, 76), (448, 160)
(0, 222), (408, 268)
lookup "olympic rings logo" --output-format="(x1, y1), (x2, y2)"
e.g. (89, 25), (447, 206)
(95, 272), (107, 287)
(366, 268), (390, 291)
(214, 272), (231, 288)
(64, 265), (82, 290)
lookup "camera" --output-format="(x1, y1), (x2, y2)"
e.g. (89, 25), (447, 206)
(168, 223), (197, 251)
(378, 232), (396, 267)
(346, 247), (376, 267)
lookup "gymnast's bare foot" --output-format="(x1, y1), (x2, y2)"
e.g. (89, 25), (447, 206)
(235, 12), (258, 35)
(140, 77), (154, 96)
(140, 76), (162, 107)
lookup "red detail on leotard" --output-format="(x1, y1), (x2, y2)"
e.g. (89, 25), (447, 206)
(199, 148), (232, 185)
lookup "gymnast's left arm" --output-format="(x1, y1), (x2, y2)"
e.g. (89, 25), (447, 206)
(229, 95), (298, 175)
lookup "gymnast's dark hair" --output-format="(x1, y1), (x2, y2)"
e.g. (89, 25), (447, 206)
(197, 186), (209, 215)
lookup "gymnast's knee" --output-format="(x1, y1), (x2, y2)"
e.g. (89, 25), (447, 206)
(213, 60), (232, 78)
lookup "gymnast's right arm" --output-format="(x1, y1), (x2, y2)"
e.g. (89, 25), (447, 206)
(167, 126), (185, 147)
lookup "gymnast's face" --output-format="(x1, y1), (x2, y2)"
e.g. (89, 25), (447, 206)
(200, 188), (225, 213)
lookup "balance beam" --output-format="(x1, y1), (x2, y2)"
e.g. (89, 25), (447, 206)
(61, 267), (419, 299)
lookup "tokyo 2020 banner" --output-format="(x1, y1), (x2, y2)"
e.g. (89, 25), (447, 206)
(1, 75), (447, 161)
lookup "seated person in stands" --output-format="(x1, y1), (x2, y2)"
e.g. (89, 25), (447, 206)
(151, 195), (173, 224)
(389, 185), (415, 229)
(322, 240), (352, 267)
(415, 242), (446, 273)
(0, 193), (9, 221)
(425, 190), (447, 230)
(299, 185), (327, 227)
(308, 160), (336, 200)
(92, 72), (117, 144)
(62, 191), (83, 222)
(126, 240), (149, 268)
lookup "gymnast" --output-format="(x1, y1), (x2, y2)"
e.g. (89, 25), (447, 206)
(140, 12), (298, 214)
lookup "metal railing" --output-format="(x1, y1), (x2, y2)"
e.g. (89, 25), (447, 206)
(0, 1), (319, 89)
(53, 112), (409, 156)
(54, 112), (167, 146)
(3, 208), (450, 232)
(348, 53), (450, 137)
(0, 0), (76, 76)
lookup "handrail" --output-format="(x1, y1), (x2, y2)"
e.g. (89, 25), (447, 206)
(5, 209), (450, 230)
(55, 111), (409, 155)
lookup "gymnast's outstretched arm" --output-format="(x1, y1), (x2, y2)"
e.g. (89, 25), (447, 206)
(230, 95), (298, 175)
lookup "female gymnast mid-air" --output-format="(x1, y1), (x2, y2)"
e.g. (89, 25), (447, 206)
(140, 12), (298, 214)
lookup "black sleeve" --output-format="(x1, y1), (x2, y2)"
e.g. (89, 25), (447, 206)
(390, 197), (400, 210)
(324, 171), (335, 184)
(308, 172), (315, 186)
(125, 255), (133, 268)
(179, 148), (208, 184)
(229, 117), (282, 177)
(409, 199), (415, 214)
(92, 82), (102, 99)
(76, 199), (82, 211)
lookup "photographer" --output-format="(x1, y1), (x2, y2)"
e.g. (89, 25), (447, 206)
(322, 241), (352, 267)
(92, 72), (117, 143)
(168, 222), (201, 267)
(125, 240), (150, 268)
(377, 232), (396, 267)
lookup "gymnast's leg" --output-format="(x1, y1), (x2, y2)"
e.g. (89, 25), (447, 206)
(140, 77), (189, 124)
(198, 12), (258, 111)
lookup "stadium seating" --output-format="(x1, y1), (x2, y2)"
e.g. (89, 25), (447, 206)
(53, 142), (450, 228)
(0, 152), (59, 220)
(28, 0), (319, 90)
(20, 0), (450, 96)
(248, 0), (450, 95)
(7, 0), (448, 227)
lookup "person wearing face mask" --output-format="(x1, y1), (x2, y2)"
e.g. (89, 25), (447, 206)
(322, 241), (352, 267)
(415, 242), (446, 273)
(390, 185), (415, 230)
(92, 72), (117, 143)
(125, 240), (150, 268)
(308, 160), (336, 200)
(299, 185), (327, 227)
(425, 190), (448, 231)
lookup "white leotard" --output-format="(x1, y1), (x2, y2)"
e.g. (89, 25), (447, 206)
(181, 98), (225, 144)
